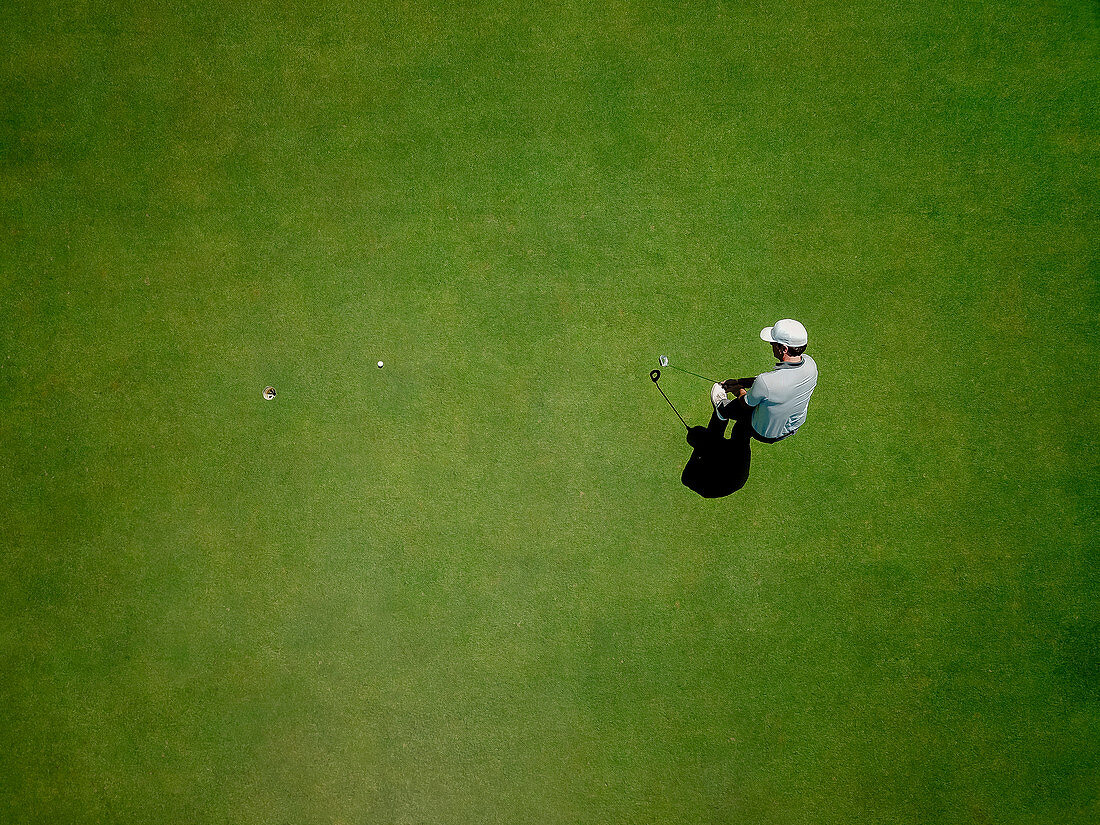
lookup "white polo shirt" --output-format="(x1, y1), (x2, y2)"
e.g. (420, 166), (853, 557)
(745, 354), (818, 439)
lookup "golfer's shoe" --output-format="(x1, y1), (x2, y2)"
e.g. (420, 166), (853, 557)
(711, 383), (729, 420)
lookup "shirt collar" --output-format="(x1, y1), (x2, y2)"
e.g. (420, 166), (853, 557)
(774, 358), (804, 369)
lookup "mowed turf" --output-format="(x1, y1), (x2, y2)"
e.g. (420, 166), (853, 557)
(2, 1), (1098, 822)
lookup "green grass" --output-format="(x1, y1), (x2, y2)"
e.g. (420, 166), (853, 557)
(2, 1), (1098, 822)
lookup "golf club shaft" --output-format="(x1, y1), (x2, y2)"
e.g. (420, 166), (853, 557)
(666, 363), (721, 384)
(654, 382), (688, 429)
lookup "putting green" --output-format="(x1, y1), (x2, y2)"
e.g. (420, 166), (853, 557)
(2, 1), (1097, 823)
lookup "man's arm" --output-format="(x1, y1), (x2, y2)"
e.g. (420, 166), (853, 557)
(721, 376), (756, 392)
(717, 386), (752, 418)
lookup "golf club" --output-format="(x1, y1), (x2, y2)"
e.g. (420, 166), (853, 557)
(650, 369), (687, 429)
(657, 355), (720, 385)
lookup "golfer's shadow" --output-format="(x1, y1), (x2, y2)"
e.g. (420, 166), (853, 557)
(681, 411), (752, 498)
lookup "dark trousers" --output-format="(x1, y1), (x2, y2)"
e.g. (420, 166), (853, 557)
(715, 398), (789, 444)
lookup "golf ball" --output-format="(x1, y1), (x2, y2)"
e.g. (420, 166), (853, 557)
(377, 361), (384, 368)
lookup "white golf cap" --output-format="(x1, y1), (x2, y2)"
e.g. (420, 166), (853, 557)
(761, 318), (808, 348)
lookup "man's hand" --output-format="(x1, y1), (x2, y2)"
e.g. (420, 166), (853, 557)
(721, 379), (748, 398)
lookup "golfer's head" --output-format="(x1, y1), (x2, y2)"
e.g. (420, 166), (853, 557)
(761, 319), (808, 357)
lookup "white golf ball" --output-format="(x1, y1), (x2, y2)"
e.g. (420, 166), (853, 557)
(377, 361), (384, 368)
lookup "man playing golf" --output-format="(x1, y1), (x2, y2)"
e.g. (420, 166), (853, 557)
(711, 319), (818, 443)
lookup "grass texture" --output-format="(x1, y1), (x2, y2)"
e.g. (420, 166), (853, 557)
(2, 1), (1098, 822)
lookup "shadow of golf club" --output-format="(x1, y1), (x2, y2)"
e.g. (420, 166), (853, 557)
(681, 410), (751, 498)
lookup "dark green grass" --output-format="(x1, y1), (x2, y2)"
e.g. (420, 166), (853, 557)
(2, 1), (1098, 822)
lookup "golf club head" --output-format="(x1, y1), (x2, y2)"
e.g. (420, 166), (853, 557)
(658, 355), (669, 367)
(650, 369), (661, 382)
